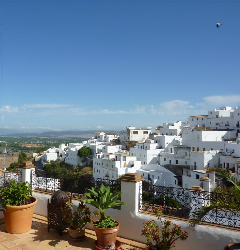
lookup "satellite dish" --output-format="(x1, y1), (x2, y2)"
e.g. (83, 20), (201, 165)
(216, 23), (222, 28)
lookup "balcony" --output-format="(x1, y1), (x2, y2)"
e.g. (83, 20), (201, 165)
(0, 214), (147, 249)
(2, 167), (240, 250)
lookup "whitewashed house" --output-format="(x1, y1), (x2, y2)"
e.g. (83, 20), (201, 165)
(182, 169), (216, 190)
(94, 132), (118, 143)
(137, 164), (179, 187)
(93, 150), (141, 180)
(65, 143), (83, 166)
(130, 139), (163, 165)
(42, 144), (68, 163)
(120, 126), (152, 143)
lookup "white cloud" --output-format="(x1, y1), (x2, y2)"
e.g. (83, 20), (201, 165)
(0, 105), (18, 113)
(129, 105), (147, 114)
(22, 103), (73, 109)
(151, 100), (194, 115)
(96, 125), (103, 129)
(92, 109), (127, 115)
(203, 95), (240, 107)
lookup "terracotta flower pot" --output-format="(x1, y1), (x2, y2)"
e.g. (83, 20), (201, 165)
(3, 197), (38, 234)
(224, 243), (240, 250)
(69, 227), (85, 241)
(93, 220), (120, 249)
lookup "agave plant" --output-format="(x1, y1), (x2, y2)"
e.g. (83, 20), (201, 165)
(82, 184), (125, 221)
(191, 168), (240, 224)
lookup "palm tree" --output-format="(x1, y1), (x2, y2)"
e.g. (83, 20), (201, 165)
(191, 168), (240, 224)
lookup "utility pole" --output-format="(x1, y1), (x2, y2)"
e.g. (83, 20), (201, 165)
(3, 143), (7, 171)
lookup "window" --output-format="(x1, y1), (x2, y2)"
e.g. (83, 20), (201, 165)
(176, 160), (178, 164)
(196, 174), (200, 179)
(152, 175), (154, 178)
(164, 158), (166, 161)
(185, 152), (187, 156)
(203, 148), (205, 151)
(216, 115), (218, 118)
(197, 147), (199, 151)
(197, 118), (198, 120)
(169, 160), (171, 164)
(133, 131), (138, 134)
(170, 148), (173, 153)
(143, 131), (148, 134)
(202, 118), (203, 120)
(185, 161), (187, 165)
(192, 147), (195, 151)
(192, 118), (193, 121)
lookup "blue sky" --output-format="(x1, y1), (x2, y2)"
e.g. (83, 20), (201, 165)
(0, 0), (239, 132)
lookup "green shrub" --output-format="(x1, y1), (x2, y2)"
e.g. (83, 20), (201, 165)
(0, 180), (32, 206)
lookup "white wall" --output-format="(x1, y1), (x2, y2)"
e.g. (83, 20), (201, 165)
(33, 187), (240, 250)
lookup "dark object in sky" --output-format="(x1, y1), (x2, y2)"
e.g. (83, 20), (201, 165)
(216, 23), (222, 28)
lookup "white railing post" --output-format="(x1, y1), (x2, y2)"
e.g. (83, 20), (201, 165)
(18, 161), (36, 184)
(121, 173), (144, 214)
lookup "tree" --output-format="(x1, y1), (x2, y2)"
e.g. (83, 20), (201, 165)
(77, 146), (92, 159)
(18, 152), (27, 163)
(44, 161), (67, 178)
(191, 168), (240, 224)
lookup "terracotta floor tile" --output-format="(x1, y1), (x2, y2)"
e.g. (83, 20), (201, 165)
(4, 234), (19, 241)
(0, 244), (9, 250)
(0, 235), (7, 242)
(66, 247), (82, 250)
(9, 243), (37, 250)
(0, 239), (16, 248)
(0, 215), (147, 250)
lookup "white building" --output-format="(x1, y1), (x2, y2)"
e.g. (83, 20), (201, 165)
(188, 106), (240, 138)
(182, 169), (216, 191)
(93, 151), (141, 180)
(42, 144), (68, 163)
(94, 132), (118, 143)
(130, 140), (163, 165)
(159, 120), (186, 136)
(137, 164), (179, 187)
(120, 126), (152, 143)
(65, 143), (83, 166)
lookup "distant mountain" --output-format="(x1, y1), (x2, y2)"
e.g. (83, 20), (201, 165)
(0, 129), (23, 135)
(0, 130), (120, 138)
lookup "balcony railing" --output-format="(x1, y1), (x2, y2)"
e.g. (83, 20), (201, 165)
(140, 181), (240, 228)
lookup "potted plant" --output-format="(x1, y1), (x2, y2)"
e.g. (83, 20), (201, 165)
(82, 184), (125, 249)
(0, 180), (38, 234)
(63, 200), (93, 241)
(142, 206), (188, 250)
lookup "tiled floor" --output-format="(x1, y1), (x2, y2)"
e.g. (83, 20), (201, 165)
(0, 215), (147, 250)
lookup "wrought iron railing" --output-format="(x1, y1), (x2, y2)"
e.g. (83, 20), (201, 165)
(31, 168), (121, 198)
(140, 181), (240, 228)
(94, 178), (121, 193)
(0, 169), (22, 187)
